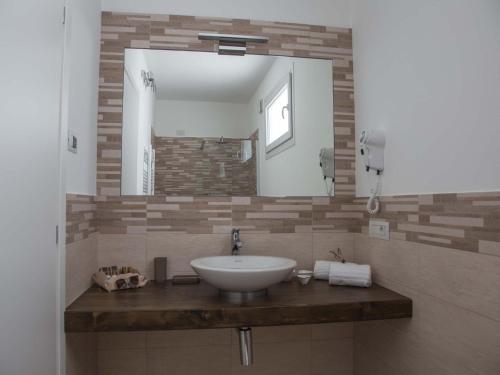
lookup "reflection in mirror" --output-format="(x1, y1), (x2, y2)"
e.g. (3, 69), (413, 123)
(121, 49), (334, 197)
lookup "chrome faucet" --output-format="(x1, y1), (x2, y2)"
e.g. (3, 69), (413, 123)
(231, 229), (243, 255)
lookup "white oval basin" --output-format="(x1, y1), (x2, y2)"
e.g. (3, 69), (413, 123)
(190, 256), (297, 292)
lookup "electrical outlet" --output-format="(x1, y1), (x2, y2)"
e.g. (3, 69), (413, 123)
(369, 220), (390, 240)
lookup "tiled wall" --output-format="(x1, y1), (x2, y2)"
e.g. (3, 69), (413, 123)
(355, 192), (500, 257)
(66, 191), (500, 375)
(153, 136), (257, 196)
(93, 195), (356, 278)
(65, 195), (98, 307)
(353, 233), (500, 375)
(97, 12), (355, 197)
(66, 194), (97, 244)
(85, 192), (500, 277)
(95, 196), (361, 235)
(66, 333), (97, 375)
(96, 324), (353, 375)
(351, 192), (500, 374)
(67, 194), (357, 375)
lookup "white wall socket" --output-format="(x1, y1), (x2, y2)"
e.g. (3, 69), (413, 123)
(369, 220), (390, 240)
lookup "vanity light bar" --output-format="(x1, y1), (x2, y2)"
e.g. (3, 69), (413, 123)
(198, 32), (269, 44)
(218, 44), (247, 56)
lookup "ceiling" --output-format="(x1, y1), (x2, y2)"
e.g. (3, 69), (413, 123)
(141, 49), (276, 103)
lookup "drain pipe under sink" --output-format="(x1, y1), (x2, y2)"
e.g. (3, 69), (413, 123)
(238, 327), (253, 366)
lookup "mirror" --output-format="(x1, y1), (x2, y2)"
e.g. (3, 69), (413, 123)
(121, 49), (334, 197)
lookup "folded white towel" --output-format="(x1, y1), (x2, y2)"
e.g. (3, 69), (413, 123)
(329, 262), (372, 288)
(313, 260), (333, 280)
(314, 260), (355, 280)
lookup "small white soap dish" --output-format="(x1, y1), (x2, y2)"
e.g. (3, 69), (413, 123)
(296, 270), (313, 285)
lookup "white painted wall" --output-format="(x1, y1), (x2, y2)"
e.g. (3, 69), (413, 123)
(154, 100), (250, 138)
(101, 0), (352, 28)
(0, 1), (64, 374)
(64, 0), (101, 195)
(353, 0), (500, 196)
(122, 50), (154, 195)
(249, 57), (334, 196)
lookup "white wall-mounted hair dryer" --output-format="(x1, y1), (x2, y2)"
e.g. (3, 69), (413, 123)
(359, 129), (386, 214)
(359, 129), (385, 174)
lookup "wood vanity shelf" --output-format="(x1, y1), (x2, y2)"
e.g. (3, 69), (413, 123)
(65, 280), (412, 332)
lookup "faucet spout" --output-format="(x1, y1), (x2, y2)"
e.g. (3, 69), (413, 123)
(231, 229), (243, 255)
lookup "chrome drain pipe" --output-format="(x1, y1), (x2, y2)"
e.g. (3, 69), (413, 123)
(238, 327), (253, 366)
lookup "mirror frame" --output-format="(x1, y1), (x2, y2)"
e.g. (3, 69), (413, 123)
(96, 12), (355, 198)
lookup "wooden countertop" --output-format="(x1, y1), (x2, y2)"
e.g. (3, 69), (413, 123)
(65, 280), (412, 332)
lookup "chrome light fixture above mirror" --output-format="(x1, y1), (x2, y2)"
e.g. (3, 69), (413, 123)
(198, 32), (269, 56)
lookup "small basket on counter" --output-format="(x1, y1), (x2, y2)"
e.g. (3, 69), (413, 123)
(93, 266), (148, 292)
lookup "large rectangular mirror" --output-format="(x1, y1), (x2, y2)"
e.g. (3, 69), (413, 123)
(121, 49), (334, 197)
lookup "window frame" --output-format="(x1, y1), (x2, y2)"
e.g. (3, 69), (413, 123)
(264, 71), (294, 158)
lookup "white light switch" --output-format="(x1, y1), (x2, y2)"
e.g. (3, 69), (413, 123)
(369, 220), (390, 240)
(67, 129), (77, 154)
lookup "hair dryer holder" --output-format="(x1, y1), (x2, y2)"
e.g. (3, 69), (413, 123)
(359, 129), (385, 175)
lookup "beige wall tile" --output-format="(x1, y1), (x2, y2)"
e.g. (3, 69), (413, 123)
(97, 349), (146, 375)
(354, 320), (453, 375)
(66, 333), (97, 375)
(398, 223), (465, 238)
(231, 341), (310, 375)
(354, 234), (500, 375)
(355, 238), (421, 341)
(240, 233), (313, 270)
(354, 234), (419, 290)
(419, 243), (500, 322)
(313, 232), (354, 264)
(146, 233), (230, 279)
(429, 215), (484, 227)
(66, 234), (97, 306)
(97, 332), (146, 350)
(418, 293), (500, 375)
(148, 345), (231, 375)
(479, 239), (500, 257)
(97, 234), (146, 274)
(311, 338), (353, 375)
(147, 328), (231, 348)
(310, 322), (353, 340)
(354, 342), (402, 375)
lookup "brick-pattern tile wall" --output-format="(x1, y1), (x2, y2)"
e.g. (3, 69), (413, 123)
(356, 192), (500, 256)
(94, 196), (361, 235)
(87, 192), (500, 257)
(68, 192), (500, 258)
(92, 192), (500, 256)
(66, 194), (98, 244)
(97, 12), (355, 197)
(153, 136), (257, 196)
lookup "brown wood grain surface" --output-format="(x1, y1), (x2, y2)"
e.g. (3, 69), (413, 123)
(65, 280), (412, 332)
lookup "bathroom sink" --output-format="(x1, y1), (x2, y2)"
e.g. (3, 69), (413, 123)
(190, 256), (297, 293)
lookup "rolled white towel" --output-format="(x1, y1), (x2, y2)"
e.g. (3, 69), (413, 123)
(314, 260), (354, 280)
(313, 260), (332, 280)
(329, 262), (372, 288)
